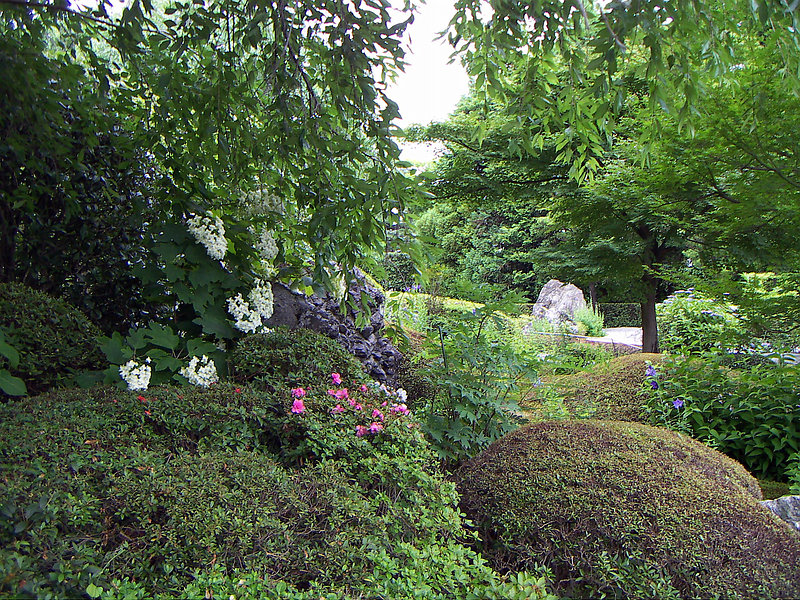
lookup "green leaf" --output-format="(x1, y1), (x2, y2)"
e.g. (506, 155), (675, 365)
(0, 370), (27, 396)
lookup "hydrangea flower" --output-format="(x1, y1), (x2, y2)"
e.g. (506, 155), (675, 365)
(180, 355), (219, 387)
(119, 359), (151, 391)
(226, 279), (274, 333)
(291, 398), (305, 414)
(256, 229), (279, 262)
(187, 213), (227, 260)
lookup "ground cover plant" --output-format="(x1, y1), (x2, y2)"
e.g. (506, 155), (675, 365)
(455, 420), (800, 600)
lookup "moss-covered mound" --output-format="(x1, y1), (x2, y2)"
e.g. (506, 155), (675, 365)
(456, 420), (800, 600)
(0, 282), (105, 395)
(525, 353), (663, 421)
(229, 327), (366, 391)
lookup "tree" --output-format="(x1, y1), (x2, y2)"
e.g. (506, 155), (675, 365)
(447, 0), (800, 181)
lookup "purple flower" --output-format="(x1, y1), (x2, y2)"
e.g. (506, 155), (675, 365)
(650, 380), (659, 390)
(672, 398), (684, 409)
(645, 365), (657, 378)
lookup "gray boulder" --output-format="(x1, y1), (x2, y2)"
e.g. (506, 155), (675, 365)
(531, 279), (587, 324)
(266, 270), (402, 385)
(760, 495), (800, 532)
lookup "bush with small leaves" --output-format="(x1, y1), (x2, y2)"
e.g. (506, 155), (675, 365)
(0, 282), (105, 395)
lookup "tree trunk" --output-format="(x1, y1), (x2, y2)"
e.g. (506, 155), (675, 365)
(0, 201), (17, 283)
(641, 285), (659, 353)
(588, 282), (598, 310)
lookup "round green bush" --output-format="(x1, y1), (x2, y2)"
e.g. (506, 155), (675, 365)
(0, 282), (105, 395)
(229, 327), (366, 391)
(455, 420), (800, 600)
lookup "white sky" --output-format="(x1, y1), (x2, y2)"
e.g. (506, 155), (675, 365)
(387, 1), (471, 164)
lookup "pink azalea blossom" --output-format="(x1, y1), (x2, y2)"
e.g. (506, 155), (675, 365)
(331, 404), (345, 414)
(355, 425), (368, 437)
(390, 403), (409, 415)
(291, 387), (306, 399)
(369, 422), (383, 434)
(348, 397), (357, 406)
(372, 409), (384, 421)
(291, 398), (306, 414)
(331, 372), (342, 385)
(360, 384), (368, 393)
(381, 401), (387, 407)
(335, 388), (349, 400)
(354, 403), (363, 411)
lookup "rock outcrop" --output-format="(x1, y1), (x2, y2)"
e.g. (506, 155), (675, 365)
(761, 495), (800, 532)
(267, 271), (402, 385)
(530, 279), (586, 324)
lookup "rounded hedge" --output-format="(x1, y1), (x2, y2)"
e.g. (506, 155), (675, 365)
(0, 282), (105, 395)
(229, 327), (366, 391)
(455, 420), (800, 600)
(527, 353), (663, 422)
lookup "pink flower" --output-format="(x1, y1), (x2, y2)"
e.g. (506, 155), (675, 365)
(390, 403), (409, 415)
(234, 388), (242, 394)
(291, 387), (306, 398)
(381, 401), (387, 407)
(331, 404), (345, 414)
(335, 388), (349, 400)
(144, 409), (151, 416)
(291, 398), (306, 414)
(348, 397), (357, 406)
(372, 409), (384, 421)
(369, 422), (383, 434)
(354, 403), (363, 411)
(355, 425), (368, 437)
(331, 372), (342, 385)
(138, 395), (147, 403)
(360, 384), (368, 393)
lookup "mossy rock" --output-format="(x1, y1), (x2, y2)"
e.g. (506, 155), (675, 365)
(0, 282), (105, 396)
(229, 327), (367, 391)
(524, 353), (663, 422)
(455, 420), (800, 600)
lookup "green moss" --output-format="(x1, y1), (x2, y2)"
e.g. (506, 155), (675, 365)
(0, 282), (105, 395)
(456, 420), (800, 600)
(524, 353), (663, 422)
(229, 327), (366, 391)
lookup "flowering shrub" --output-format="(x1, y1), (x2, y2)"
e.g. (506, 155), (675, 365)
(119, 358), (152, 391)
(282, 374), (419, 465)
(656, 290), (747, 354)
(226, 279), (274, 333)
(179, 355), (219, 387)
(646, 353), (800, 479)
(186, 213), (228, 260)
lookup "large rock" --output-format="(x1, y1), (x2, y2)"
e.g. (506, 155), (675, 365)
(761, 495), (800, 532)
(267, 271), (402, 385)
(530, 279), (586, 324)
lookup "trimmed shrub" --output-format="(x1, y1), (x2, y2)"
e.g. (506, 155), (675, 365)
(597, 303), (641, 328)
(525, 353), (664, 422)
(0, 282), (105, 395)
(229, 327), (366, 392)
(456, 420), (800, 600)
(646, 355), (800, 479)
(380, 250), (418, 291)
(0, 383), (555, 599)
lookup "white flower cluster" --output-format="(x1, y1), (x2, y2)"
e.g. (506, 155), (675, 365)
(119, 359), (151, 391)
(241, 188), (284, 216)
(256, 229), (278, 261)
(187, 213), (227, 260)
(227, 279), (274, 333)
(179, 355), (219, 387)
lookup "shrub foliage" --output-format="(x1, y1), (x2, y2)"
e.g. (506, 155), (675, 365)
(455, 420), (800, 600)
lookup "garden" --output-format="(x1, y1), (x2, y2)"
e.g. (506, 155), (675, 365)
(2, 0), (800, 598)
